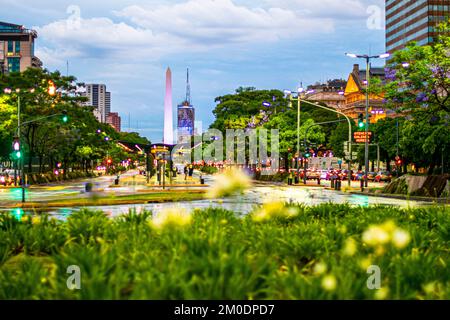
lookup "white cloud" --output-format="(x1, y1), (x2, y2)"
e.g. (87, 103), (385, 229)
(35, 0), (336, 65)
(264, 0), (384, 20)
(116, 0), (334, 44)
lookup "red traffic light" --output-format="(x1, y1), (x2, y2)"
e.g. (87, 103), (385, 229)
(107, 159), (112, 165)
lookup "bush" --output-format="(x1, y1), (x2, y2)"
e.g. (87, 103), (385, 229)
(0, 205), (448, 300)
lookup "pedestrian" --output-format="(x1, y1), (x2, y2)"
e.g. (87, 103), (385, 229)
(184, 165), (188, 181)
(288, 171), (293, 186)
(188, 165), (194, 179)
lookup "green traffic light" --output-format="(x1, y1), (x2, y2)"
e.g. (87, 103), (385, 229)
(16, 151), (21, 159)
(62, 115), (69, 123)
(358, 122), (365, 128)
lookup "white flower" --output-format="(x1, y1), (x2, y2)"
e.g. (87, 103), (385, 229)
(362, 226), (390, 247)
(392, 228), (411, 249)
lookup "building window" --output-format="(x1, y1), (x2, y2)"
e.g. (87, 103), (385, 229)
(8, 57), (20, 72)
(15, 41), (20, 53)
(7, 41), (13, 53)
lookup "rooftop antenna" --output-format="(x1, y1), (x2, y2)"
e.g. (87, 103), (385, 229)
(185, 68), (191, 104)
(66, 61), (69, 77)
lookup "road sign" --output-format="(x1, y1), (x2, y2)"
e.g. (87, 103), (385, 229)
(353, 132), (373, 143)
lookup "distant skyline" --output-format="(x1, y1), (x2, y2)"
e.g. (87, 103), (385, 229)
(1, 0), (386, 142)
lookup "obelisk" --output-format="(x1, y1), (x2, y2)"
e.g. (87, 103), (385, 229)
(164, 67), (174, 145)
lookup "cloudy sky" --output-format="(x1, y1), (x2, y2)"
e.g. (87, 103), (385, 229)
(2, 0), (385, 142)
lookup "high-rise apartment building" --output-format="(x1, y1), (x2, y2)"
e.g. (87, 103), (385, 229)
(0, 21), (42, 74)
(106, 112), (121, 132)
(386, 0), (450, 55)
(83, 84), (111, 123)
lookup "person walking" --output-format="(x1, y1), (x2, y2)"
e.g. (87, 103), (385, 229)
(188, 165), (194, 180)
(184, 165), (188, 181)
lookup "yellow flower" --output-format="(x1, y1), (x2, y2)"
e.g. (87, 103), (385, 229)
(374, 287), (389, 300)
(375, 245), (386, 256)
(21, 215), (30, 223)
(359, 257), (372, 270)
(362, 225), (390, 247)
(150, 207), (192, 230)
(392, 228), (411, 249)
(252, 202), (298, 222)
(207, 168), (251, 199)
(31, 216), (41, 225)
(338, 225), (348, 234)
(342, 238), (357, 256)
(380, 220), (397, 233)
(313, 262), (327, 276)
(321, 275), (337, 291)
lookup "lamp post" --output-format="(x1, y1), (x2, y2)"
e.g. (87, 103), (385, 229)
(345, 52), (390, 188)
(284, 88), (307, 171)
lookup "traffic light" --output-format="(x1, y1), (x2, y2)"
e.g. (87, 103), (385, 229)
(48, 80), (56, 96)
(358, 114), (365, 129)
(304, 148), (311, 158)
(12, 137), (21, 159)
(396, 156), (402, 166)
(61, 110), (69, 123)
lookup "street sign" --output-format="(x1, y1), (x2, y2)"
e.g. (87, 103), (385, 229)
(353, 132), (373, 143)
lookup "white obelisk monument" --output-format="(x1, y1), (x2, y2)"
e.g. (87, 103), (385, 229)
(164, 67), (174, 145)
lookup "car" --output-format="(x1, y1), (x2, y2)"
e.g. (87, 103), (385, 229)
(367, 172), (377, 181)
(320, 170), (328, 180)
(375, 171), (392, 183)
(307, 169), (320, 180)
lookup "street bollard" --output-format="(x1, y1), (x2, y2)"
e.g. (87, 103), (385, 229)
(360, 179), (364, 192)
(294, 176), (299, 184)
(331, 178), (335, 189)
(317, 178), (321, 185)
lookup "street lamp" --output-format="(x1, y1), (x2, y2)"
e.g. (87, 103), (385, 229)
(345, 52), (390, 188)
(284, 87), (310, 171)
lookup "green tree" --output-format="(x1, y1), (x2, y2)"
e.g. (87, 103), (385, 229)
(380, 21), (450, 174)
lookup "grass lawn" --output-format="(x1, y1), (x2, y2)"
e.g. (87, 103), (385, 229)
(0, 203), (448, 299)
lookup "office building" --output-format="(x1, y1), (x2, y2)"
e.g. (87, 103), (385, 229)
(83, 84), (111, 123)
(386, 0), (450, 55)
(0, 21), (42, 74)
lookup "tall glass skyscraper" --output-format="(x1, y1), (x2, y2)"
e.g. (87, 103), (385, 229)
(386, 0), (450, 55)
